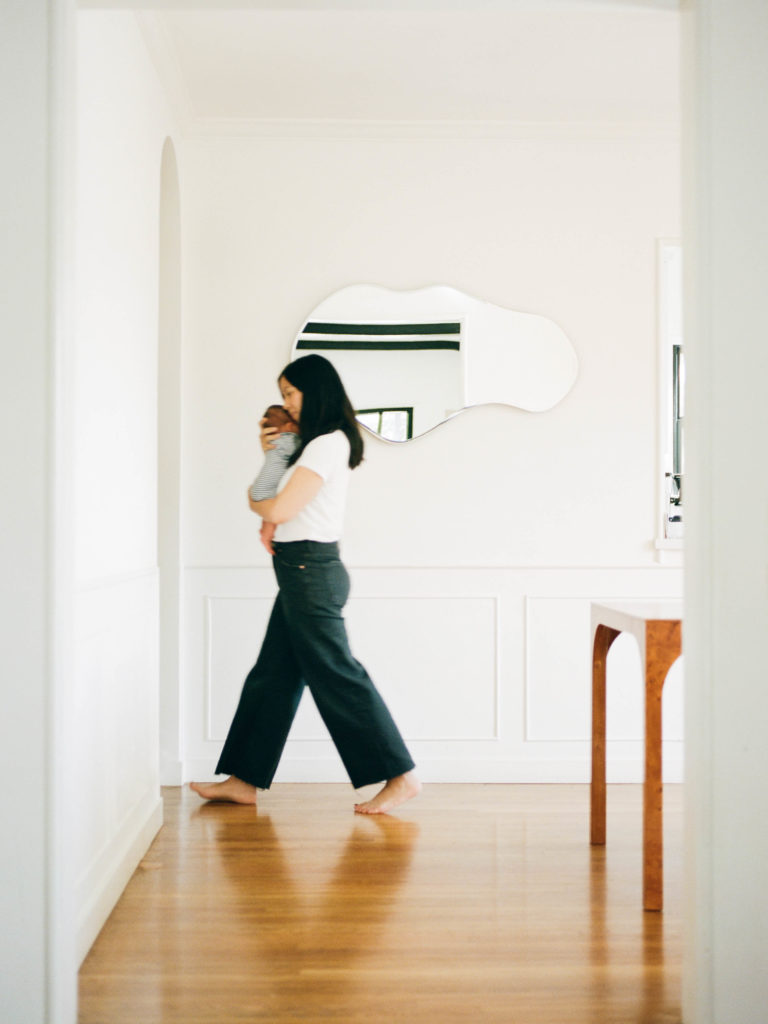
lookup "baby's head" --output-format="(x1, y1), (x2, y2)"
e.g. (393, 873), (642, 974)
(263, 404), (299, 433)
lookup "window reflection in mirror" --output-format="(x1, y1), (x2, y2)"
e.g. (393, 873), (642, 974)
(357, 408), (414, 442)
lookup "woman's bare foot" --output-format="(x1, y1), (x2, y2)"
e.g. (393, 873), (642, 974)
(189, 776), (257, 805)
(354, 771), (421, 815)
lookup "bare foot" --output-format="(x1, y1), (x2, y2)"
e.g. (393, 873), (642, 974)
(189, 776), (257, 805)
(354, 771), (421, 815)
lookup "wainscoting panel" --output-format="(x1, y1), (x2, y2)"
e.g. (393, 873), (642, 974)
(204, 594), (499, 744)
(345, 595), (498, 740)
(182, 565), (684, 785)
(206, 596), (275, 741)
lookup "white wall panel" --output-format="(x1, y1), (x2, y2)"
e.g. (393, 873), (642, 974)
(183, 565), (683, 785)
(205, 594), (499, 745)
(345, 596), (498, 740)
(206, 596), (274, 741)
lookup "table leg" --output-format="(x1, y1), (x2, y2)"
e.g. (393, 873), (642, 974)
(591, 624), (620, 846)
(642, 620), (682, 912)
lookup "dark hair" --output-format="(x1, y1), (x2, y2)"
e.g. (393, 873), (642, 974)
(279, 354), (364, 469)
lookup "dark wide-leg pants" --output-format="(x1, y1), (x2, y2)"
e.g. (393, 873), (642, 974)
(216, 540), (415, 790)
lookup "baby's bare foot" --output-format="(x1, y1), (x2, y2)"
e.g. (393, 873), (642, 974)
(354, 771), (421, 815)
(189, 776), (257, 805)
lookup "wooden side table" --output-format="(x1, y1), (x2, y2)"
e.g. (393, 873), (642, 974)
(590, 601), (683, 911)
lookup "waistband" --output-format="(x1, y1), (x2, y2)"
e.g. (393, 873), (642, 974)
(272, 540), (340, 561)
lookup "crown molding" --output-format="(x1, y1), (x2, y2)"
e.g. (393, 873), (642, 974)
(84, 1), (681, 10)
(180, 116), (679, 142)
(134, 11), (196, 134)
(132, 11), (680, 143)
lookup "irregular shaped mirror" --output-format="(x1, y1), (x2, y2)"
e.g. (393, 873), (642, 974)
(292, 285), (578, 442)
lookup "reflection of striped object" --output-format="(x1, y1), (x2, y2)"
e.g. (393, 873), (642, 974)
(296, 320), (462, 351)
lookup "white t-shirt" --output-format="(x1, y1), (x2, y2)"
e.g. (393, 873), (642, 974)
(273, 430), (351, 543)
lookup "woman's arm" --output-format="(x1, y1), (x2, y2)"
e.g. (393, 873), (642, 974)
(248, 466), (324, 524)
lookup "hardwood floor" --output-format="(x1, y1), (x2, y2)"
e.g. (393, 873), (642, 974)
(78, 784), (682, 1023)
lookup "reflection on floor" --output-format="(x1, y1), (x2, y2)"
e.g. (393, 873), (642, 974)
(79, 784), (683, 1023)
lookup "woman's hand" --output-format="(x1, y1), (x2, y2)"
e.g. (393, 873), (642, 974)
(260, 521), (276, 555)
(259, 417), (279, 452)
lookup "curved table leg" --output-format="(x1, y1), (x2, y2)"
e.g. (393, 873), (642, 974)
(642, 620), (682, 911)
(591, 624), (620, 846)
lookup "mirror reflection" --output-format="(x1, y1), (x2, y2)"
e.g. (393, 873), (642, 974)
(292, 285), (578, 441)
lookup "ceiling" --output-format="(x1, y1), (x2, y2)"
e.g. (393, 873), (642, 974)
(135, 4), (680, 132)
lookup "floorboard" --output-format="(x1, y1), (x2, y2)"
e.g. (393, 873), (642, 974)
(78, 783), (682, 1023)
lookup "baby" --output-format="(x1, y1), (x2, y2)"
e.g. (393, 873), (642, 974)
(249, 404), (300, 501)
(249, 404), (300, 553)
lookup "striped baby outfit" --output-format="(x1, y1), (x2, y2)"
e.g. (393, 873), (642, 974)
(248, 432), (301, 501)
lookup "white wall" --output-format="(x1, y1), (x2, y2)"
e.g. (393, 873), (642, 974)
(179, 128), (683, 785)
(182, 135), (680, 569)
(0, 4), (64, 1020)
(683, 1), (768, 1021)
(73, 10), (176, 962)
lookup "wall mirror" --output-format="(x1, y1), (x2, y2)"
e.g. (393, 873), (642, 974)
(292, 285), (578, 441)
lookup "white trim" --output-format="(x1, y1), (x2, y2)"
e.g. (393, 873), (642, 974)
(184, 755), (683, 785)
(75, 789), (163, 965)
(184, 561), (685, 572)
(49, 1), (79, 1020)
(81, 1), (683, 11)
(654, 537), (684, 566)
(655, 537), (684, 550)
(182, 116), (680, 142)
(654, 541), (684, 566)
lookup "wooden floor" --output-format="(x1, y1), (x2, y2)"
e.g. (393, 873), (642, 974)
(79, 784), (683, 1024)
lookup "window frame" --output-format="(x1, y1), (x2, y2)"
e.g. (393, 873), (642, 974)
(657, 239), (684, 549)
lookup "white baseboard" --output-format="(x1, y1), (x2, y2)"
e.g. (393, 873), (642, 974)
(76, 788), (164, 965)
(182, 755), (684, 786)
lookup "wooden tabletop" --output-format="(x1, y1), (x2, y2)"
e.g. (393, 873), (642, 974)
(591, 600), (683, 632)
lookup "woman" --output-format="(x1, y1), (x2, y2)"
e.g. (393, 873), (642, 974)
(191, 354), (420, 814)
